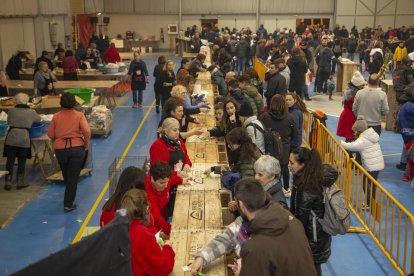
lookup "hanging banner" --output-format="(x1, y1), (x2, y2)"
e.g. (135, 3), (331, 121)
(77, 14), (95, 47)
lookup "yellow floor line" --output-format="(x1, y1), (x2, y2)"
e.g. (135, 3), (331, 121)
(72, 101), (155, 243)
(383, 153), (401, 157)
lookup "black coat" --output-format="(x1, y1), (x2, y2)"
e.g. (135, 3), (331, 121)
(290, 176), (332, 264)
(160, 70), (176, 95)
(264, 71), (287, 107)
(259, 111), (297, 165)
(14, 215), (131, 276)
(287, 56), (307, 91)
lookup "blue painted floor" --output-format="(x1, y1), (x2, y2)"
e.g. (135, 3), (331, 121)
(0, 55), (407, 275)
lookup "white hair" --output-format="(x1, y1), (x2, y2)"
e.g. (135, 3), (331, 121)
(157, 117), (179, 134)
(254, 155), (281, 177)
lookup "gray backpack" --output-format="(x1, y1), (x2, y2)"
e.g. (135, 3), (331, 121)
(312, 185), (351, 236)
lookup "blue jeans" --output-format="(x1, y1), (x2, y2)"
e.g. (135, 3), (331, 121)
(132, 90), (143, 104)
(237, 57), (247, 75)
(364, 170), (379, 204)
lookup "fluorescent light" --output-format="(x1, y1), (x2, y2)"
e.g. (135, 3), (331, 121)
(97, 12), (102, 16)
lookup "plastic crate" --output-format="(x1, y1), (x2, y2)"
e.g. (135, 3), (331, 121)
(0, 121), (7, 137)
(108, 156), (150, 196)
(64, 88), (95, 104)
(42, 121), (51, 134)
(29, 122), (44, 138)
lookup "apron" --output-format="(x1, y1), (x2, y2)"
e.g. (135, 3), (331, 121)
(3, 126), (32, 159)
(164, 137), (186, 217)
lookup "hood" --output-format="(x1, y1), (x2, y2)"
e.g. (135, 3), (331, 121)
(269, 111), (286, 121)
(370, 48), (383, 57)
(230, 89), (245, 100)
(243, 116), (258, 126)
(280, 65), (290, 74)
(360, 127), (380, 143)
(249, 201), (290, 236)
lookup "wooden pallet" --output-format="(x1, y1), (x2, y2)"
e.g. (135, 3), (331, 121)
(46, 168), (92, 181)
(170, 229), (227, 276)
(186, 142), (228, 164)
(171, 189), (222, 231)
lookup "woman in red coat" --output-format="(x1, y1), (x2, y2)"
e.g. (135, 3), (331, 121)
(337, 71), (366, 141)
(62, 50), (78, 80)
(150, 117), (192, 218)
(100, 166), (152, 229)
(122, 189), (175, 276)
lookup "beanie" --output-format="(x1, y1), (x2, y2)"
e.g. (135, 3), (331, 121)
(350, 71), (367, 87)
(238, 102), (254, 117)
(352, 115), (368, 133)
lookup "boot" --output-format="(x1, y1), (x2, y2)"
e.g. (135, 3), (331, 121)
(4, 174), (12, 191)
(16, 173), (29, 190)
(328, 91), (333, 101)
(155, 105), (160, 114)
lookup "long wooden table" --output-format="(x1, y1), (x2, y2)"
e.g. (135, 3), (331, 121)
(20, 68), (128, 81)
(7, 80), (119, 108)
(170, 60), (230, 275)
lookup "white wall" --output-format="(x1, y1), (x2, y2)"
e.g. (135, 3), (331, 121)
(335, 0), (414, 29)
(0, 18), (36, 68)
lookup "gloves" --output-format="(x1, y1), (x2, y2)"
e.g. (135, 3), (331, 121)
(196, 94), (205, 101)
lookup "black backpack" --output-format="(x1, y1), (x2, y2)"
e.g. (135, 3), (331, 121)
(247, 123), (284, 161)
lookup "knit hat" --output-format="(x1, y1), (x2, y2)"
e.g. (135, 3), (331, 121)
(15, 93), (29, 105)
(352, 115), (368, 133)
(350, 71), (367, 87)
(238, 102), (254, 117)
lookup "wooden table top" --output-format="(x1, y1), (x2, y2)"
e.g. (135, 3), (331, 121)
(20, 69), (128, 80)
(8, 80), (119, 90)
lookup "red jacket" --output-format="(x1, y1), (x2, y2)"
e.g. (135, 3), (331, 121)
(104, 48), (121, 63)
(145, 174), (181, 235)
(130, 218), (175, 276)
(337, 97), (356, 139)
(149, 137), (192, 184)
(100, 204), (157, 234)
(62, 56), (78, 74)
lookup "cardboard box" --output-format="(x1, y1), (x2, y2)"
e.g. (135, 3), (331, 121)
(41, 95), (84, 109)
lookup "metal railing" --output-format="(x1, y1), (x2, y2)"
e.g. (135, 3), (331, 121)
(309, 116), (414, 275)
(252, 57), (414, 274)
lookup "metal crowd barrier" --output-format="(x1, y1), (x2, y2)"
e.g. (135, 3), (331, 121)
(308, 114), (414, 275)
(253, 44), (413, 275)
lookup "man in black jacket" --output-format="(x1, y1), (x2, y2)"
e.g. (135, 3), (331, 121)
(264, 61), (287, 108)
(393, 56), (414, 104)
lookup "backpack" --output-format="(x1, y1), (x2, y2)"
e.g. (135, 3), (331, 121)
(247, 123), (284, 161)
(312, 185), (351, 236)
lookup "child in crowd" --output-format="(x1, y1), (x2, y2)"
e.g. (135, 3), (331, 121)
(121, 189), (175, 276)
(100, 166), (147, 228)
(341, 116), (384, 208)
(326, 74), (336, 101)
(131, 61), (147, 108)
(394, 41), (408, 67)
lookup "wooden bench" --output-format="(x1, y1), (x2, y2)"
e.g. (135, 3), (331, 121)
(182, 52), (198, 59)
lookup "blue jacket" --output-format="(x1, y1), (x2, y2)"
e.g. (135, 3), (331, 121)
(288, 104), (303, 149)
(128, 60), (148, 76)
(399, 101), (414, 143)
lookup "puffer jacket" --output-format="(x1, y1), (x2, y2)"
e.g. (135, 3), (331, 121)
(341, 127), (384, 171)
(265, 179), (287, 209)
(211, 68), (227, 96)
(243, 86), (264, 116)
(287, 56), (307, 92)
(394, 46), (408, 62)
(398, 101), (414, 143)
(290, 173), (331, 264)
(279, 66), (291, 89)
(288, 104), (303, 149)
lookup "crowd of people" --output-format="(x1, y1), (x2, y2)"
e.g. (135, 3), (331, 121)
(4, 21), (414, 275)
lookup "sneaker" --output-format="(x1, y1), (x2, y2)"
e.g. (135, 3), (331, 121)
(361, 203), (370, 210)
(396, 163), (407, 171)
(283, 188), (291, 197)
(402, 173), (410, 182)
(132, 104), (138, 108)
(137, 104), (143, 108)
(64, 204), (77, 213)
